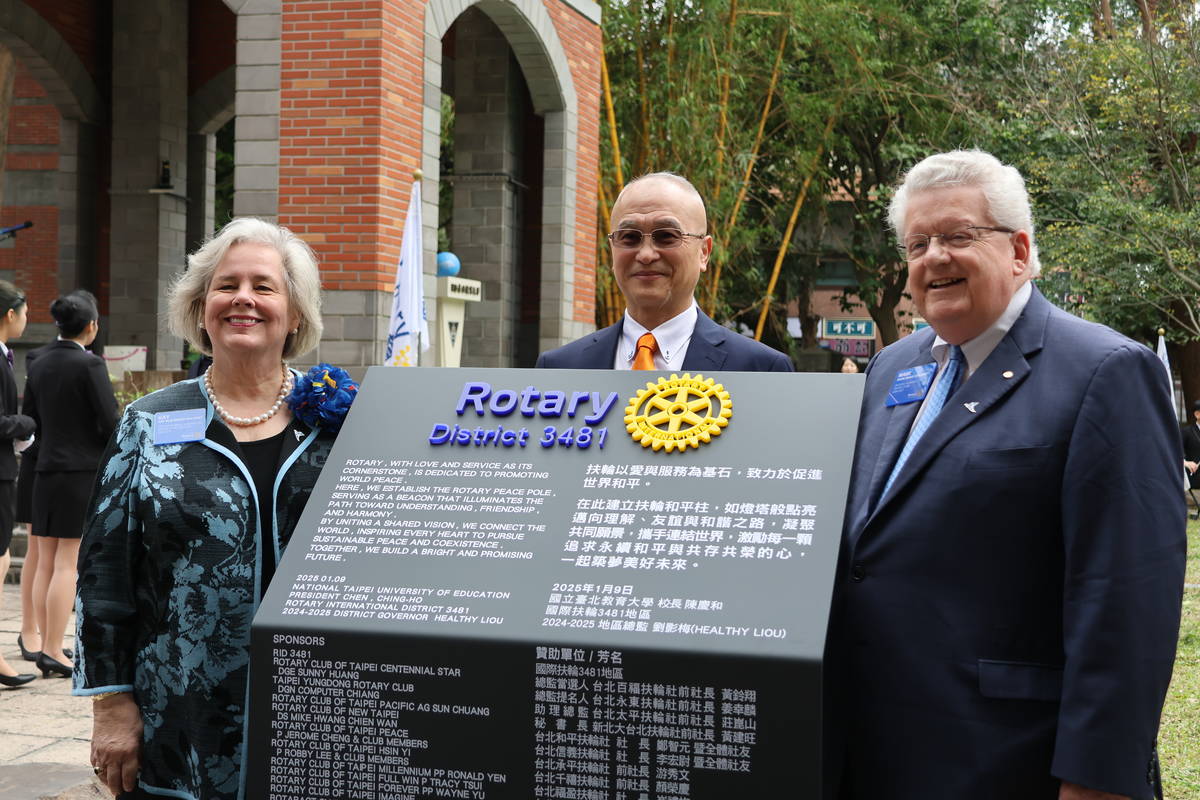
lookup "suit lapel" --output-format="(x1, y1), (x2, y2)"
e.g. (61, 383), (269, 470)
(866, 289), (1050, 525)
(861, 345), (935, 517)
(682, 312), (728, 372)
(579, 322), (623, 369)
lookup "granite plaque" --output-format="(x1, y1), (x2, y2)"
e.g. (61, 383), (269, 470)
(249, 367), (864, 798)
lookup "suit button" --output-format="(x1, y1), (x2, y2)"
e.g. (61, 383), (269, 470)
(851, 563), (866, 582)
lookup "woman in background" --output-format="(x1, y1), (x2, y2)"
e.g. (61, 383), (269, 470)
(15, 339), (53, 666)
(0, 280), (37, 688)
(23, 291), (118, 678)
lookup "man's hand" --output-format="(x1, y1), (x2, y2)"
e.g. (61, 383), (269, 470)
(91, 693), (142, 796)
(1059, 781), (1129, 800)
(1185, 460), (1197, 474)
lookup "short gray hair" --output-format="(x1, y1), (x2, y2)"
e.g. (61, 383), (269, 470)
(615, 172), (708, 232)
(888, 150), (1040, 277)
(168, 217), (324, 359)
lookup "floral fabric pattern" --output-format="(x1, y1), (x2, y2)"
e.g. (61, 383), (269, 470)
(75, 379), (336, 800)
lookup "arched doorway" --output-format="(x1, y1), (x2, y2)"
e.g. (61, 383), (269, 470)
(426, 0), (582, 367)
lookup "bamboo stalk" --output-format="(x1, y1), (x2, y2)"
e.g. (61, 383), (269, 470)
(600, 42), (625, 187)
(706, 23), (789, 316)
(753, 107), (840, 341)
(713, 0), (739, 202)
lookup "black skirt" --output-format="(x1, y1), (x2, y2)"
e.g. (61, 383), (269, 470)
(32, 470), (96, 539)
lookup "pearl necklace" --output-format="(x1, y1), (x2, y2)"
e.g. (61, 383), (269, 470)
(204, 364), (293, 427)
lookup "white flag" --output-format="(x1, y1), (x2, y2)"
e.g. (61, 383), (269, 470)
(384, 180), (429, 366)
(1157, 332), (1177, 419)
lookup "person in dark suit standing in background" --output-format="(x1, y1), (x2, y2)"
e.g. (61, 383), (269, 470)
(826, 150), (1185, 800)
(23, 291), (118, 678)
(1180, 400), (1200, 488)
(536, 172), (793, 372)
(0, 280), (37, 688)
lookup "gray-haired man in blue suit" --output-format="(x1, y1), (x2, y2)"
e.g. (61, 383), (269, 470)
(536, 172), (792, 372)
(826, 150), (1185, 800)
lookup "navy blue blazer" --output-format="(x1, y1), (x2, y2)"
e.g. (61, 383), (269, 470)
(534, 310), (794, 372)
(826, 287), (1185, 799)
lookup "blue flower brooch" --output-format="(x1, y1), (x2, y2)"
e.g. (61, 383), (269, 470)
(287, 364), (359, 433)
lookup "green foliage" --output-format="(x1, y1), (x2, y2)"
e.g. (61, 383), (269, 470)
(1160, 517), (1200, 795)
(599, 0), (1052, 345)
(981, 9), (1200, 342)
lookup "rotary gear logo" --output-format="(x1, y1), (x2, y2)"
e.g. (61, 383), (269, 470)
(624, 373), (732, 452)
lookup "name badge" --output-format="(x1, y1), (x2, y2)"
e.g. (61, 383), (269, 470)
(153, 409), (207, 445)
(885, 362), (937, 407)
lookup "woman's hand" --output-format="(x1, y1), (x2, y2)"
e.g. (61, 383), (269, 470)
(91, 693), (142, 796)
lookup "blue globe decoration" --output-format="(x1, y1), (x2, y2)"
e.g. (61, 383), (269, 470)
(436, 251), (461, 277)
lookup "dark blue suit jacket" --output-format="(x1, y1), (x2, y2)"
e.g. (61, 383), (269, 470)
(534, 311), (794, 372)
(827, 287), (1185, 799)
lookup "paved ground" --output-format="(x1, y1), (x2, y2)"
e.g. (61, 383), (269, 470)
(0, 581), (107, 799)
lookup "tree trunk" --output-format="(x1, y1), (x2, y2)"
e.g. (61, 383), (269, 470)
(0, 44), (18, 210)
(1176, 338), (1200, 417)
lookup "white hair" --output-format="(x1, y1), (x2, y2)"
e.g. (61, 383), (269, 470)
(168, 217), (324, 359)
(888, 150), (1040, 276)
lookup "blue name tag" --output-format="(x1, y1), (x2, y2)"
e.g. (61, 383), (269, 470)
(153, 409), (207, 445)
(885, 362), (937, 407)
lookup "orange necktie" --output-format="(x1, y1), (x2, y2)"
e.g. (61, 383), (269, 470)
(633, 332), (657, 370)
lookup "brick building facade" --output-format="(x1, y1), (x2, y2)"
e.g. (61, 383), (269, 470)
(0, 0), (601, 375)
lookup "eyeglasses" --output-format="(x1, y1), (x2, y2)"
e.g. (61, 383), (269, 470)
(607, 228), (706, 250)
(898, 226), (1014, 260)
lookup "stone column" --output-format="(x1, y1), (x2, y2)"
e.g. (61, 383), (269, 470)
(107, 0), (188, 370)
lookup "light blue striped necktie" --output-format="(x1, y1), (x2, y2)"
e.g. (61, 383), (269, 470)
(883, 345), (965, 497)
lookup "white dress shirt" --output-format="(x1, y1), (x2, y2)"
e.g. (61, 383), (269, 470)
(614, 302), (699, 371)
(910, 280), (1032, 430)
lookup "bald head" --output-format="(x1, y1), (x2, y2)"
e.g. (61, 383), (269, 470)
(613, 172), (708, 233)
(608, 172), (713, 330)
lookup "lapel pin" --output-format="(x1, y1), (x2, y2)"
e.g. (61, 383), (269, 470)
(963, 402), (979, 413)
(1002, 370), (1014, 379)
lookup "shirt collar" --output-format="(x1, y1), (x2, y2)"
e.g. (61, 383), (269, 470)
(56, 336), (86, 350)
(931, 280), (1032, 376)
(620, 303), (699, 366)
(0, 341), (8, 358)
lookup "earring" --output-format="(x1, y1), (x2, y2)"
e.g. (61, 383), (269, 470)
(199, 323), (205, 330)
(291, 328), (298, 334)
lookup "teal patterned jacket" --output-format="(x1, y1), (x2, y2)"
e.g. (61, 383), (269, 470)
(73, 377), (336, 799)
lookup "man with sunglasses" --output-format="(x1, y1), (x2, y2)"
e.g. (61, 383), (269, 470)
(825, 150), (1185, 800)
(535, 172), (792, 372)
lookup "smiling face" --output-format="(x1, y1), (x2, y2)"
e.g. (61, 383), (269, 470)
(610, 177), (713, 330)
(903, 185), (1031, 345)
(203, 242), (298, 363)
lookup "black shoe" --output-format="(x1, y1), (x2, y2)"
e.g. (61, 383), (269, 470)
(37, 653), (72, 678)
(17, 634), (41, 663)
(0, 672), (36, 687)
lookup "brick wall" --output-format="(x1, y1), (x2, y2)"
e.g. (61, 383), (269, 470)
(3, 62), (61, 323)
(278, 0), (414, 293)
(23, 0), (106, 81)
(543, 0), (600, 326)
(0, 206), (58, 322)
(278, 0), (600, 305)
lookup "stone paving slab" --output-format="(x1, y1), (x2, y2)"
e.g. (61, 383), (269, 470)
(0, 584), (99, 800)
(0, 763), (107, 800)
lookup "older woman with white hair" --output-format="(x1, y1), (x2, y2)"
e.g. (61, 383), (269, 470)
(74, 218), (357, 799)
